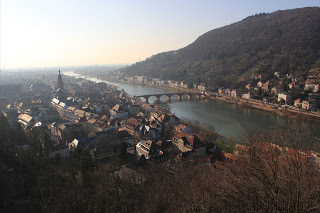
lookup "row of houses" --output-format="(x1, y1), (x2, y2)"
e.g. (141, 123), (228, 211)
(123, 75), (208, 93)
(51, 97), (99, 121)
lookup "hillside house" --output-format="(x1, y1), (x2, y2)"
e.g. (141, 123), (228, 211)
(231, 89), (238, 98)
(171, 132), (206, 156)
(110, 104), (128, 119)
(262, 81), (270, 92)
(294, 98), (303, 108)
(302, 99), (318, 110)
(278, 93), (292, 103)
(136, 140), (162, 160)
(242, 92), (253, 100)
(18, 114), (36, 128)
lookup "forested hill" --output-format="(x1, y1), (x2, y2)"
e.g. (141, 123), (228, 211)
(119, 7), (320, 89)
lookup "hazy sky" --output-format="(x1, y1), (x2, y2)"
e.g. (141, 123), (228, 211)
(1, 0), (319, 69)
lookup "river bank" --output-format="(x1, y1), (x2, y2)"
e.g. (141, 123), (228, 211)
(212, 96), (320, 124)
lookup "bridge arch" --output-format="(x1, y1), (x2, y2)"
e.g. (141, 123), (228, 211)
(170, 94), (180, 102)
(159, 94), (170, 102)
(139, 96), (147, 103)
(190, 94), (200, 100)
(199, 94), (206, 99)
(180, 93), (191, 101)
(147, 95), (159, 103)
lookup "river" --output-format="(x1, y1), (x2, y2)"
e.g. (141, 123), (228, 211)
(64, 71), (320, 141)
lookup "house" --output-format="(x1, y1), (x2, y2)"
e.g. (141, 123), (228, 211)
(128, 104), (141, 115)
(245, 84), (252, 90)
(271, 87), (280, 95)
(149, 120), (162, 132)
(302, 99), (318, 110)
(218, 88), (225, 96)
(51, 98), (60, 108)
(49, 143), (70, 158)
(135, 125), (160, 141)
(274, 72), (281, 78)
(171, 132), (206, 156)
(242, 92), (253, 100)
(289, 81), (295, 89)
(141, 104), (152, 113)
(69, 137), (96, 151)
(125, 143), (135, 154)
(116, 129), (134, 145)
(257, 80), (263, 88)
(198, 84), (206, 92)
(225, 89), (231, 97)
(126, 117), (140, 135)
(180, 81), (188, 88)
(74, 109), (86, 119)
(231, 89), (238, 98)
(294, 98), (303, 108)
(175, 124), (192, 134)
(110, 104), (128, 119)
(56, 124), (67, 140)
(0, 111), (7, 118)
(262, 80), (270, 92)
(159, 113), (180, 127)
(136, 140), (162, 160)
(304, 79), (317, 91)
(18, 114), (36, 128)
(277, 93), (292, 103)
(65, 106), (77, 120)
(58, 102), (68, 116)
(286, 73), (294, 79)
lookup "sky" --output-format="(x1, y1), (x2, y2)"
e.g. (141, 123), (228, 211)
(1, 0), (320, 69)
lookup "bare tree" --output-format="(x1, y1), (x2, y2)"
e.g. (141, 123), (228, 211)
(215, 125), (320, 212)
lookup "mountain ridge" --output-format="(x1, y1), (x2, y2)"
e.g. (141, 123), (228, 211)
(119, 7), (320, 89)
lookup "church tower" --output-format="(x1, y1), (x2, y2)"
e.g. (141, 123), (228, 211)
(55, 70), (67, 101)
(57, 70), (64, 90)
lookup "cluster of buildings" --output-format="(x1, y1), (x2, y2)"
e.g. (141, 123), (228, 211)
(113, 74), (209, 93)
(219, 72), (320, 111)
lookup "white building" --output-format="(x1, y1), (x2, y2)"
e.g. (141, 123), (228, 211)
(242, 92), (253, 100)
(278, 93), (292, 103)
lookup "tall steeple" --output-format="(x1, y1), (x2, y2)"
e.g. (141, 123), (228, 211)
(57, 70), (64, 90)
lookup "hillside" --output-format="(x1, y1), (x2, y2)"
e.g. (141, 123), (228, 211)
(119, 7), (320, 89)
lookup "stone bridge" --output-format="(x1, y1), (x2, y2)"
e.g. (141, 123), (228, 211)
(135, 92), (206, 103)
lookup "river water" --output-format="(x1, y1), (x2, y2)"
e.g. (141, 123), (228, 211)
(64, 71), (320, 141)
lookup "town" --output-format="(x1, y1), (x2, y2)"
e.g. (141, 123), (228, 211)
(1, 70), (231, 168)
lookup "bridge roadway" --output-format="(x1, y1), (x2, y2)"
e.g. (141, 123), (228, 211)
(135, 92), (206, 103)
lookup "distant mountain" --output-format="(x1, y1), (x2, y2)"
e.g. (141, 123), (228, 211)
(119, 7), (320, 89)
